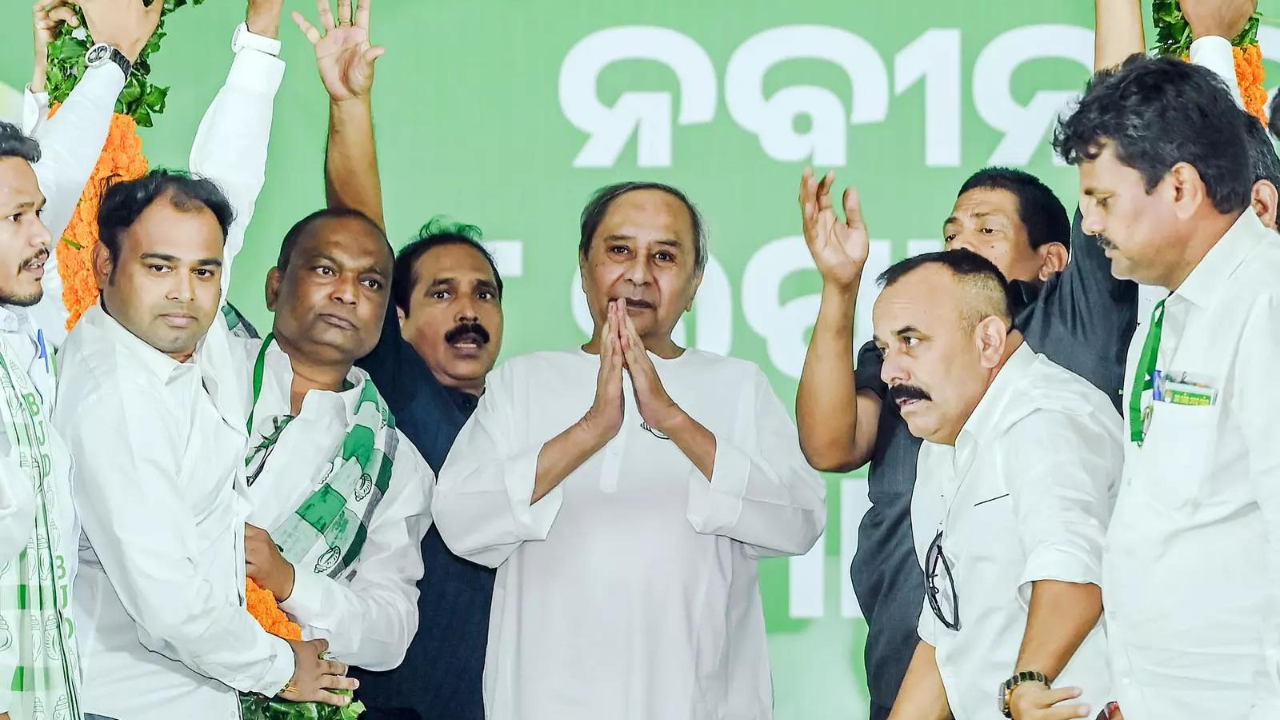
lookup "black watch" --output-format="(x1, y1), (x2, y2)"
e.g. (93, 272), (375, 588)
(999, 670), (1048, 718)
(85, 43), (132, 79)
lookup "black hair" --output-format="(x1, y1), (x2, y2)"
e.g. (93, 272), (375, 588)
(0, 121), (40, 164)
(957, 167), (1071, 251)
(98, 170), (235, 258)
(393, 217), (502, 316)
(578, 182), (708, 273)
(1053, 55), (1253, 215)
(1244, 115), (1280, 188)
(1268, 92), (1280, 142)
(878, 249), (1014, 327)
(277, 207), (389, 273)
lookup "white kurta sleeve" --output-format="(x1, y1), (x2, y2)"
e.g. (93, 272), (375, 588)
(685, 365), (827, 558)
(1004, 407), (1121, 606)
(279, 434), (433, 670)
(26, 65), (127, 347)
(1234, 294), (1280, 716)
(0, 454), (35, 563)
(57, 383), (295, 696)
(187, 47), (284, 297)
(433, 362), (565, 568)
(1189, 36), (1245, 110)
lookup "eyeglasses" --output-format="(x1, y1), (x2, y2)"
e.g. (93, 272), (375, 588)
(925, 529), (960, 631)
(245, 415), (293, 487)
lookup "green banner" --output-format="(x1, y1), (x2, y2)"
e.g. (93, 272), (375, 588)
(4, 2), (1280, 717)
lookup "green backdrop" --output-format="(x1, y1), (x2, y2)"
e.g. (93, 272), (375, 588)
(4, 2), (1280, 717)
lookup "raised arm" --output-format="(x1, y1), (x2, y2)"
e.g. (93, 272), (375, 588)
(188, 0), (287, 298)
(795, 169), (881, 473)
(296, 0), (386, 229)
(1094, 0), (1145, 71)
(1182, 0), (1258, 110)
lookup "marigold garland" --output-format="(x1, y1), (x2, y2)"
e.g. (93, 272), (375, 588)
(1233, 43), (1268, 124)
(245, 576), (302, 641)
(51, 105), (149, 329)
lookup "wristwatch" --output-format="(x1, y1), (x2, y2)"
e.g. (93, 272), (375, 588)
(232, 22), (282, 57)
(85, 43), (132, 79)
(999, 670), (1048, 718)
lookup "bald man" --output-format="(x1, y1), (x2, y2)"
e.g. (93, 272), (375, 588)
(872, 251), (1122, 720)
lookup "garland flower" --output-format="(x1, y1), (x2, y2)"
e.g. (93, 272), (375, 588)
(1153, 0), (1267, 122)
(241, 578), (366, 720)
(44, 0), (207, 329)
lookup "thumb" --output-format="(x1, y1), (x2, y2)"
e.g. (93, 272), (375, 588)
(843, 186), (865, 231)
(364, 45), (386, 65)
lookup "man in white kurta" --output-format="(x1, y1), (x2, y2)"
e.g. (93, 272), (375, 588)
(234, 310), (433, 671)
(435, 338), (826, 719)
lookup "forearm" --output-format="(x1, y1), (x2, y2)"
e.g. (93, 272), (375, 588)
(1094, 0), (1145, 71)
(326, 98), (384, 230)
(532, 421), (608, 503)
(796, 283), (863, 471)
(1014, 580), (1103, 681)
(665, 411), (717, 480)
(887, 641), (952, 720)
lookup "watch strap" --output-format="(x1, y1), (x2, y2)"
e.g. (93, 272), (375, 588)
(1000, 670), (1048, 718)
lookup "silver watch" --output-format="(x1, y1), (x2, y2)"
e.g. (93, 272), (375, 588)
(85, 43), (131, 78)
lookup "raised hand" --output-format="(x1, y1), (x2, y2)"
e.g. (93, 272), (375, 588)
(294, 0), (386, 103)
(799, 167), (870, 290)
(72, 0), (165, 62)
(616, 302), (685, 436)
(245, 0), (288, 39)
(1181, 0), (1258, 41)
(280, 637), (359, 707)
(580, 301), (625, 443)
(32, 1), (80, 91)
(245, 524), (296, 602)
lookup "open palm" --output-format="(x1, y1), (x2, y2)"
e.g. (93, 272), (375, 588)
(294, 0), (385, 102)
(799, 168), (870, 288)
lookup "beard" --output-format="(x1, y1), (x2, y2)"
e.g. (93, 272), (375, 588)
(0, 285), (43, 308)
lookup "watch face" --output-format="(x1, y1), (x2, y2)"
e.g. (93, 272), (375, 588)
(86, 44), (109, 65)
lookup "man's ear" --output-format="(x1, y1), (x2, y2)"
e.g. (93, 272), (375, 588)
(973, 315), (1010, 370)
(1036, 242), (1069, 282)
(265, 267), (282, 312)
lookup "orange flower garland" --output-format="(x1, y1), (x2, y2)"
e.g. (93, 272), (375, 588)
(246, 577), (302, 641)
(1234, 44), (1268, 124)
(50, 106), (149, 330)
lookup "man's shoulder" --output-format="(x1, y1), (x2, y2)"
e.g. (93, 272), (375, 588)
(1004, 354), (1124, 436)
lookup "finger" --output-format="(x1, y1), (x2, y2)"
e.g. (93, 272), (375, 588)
(1041, 686), (1083, 705)
(144, 0), (164, 21)
(1044, 703), (1091, 720)
(316, 0), (337, 31)
(799, 166), (814, 205)
(310, 637), (330, 654)
(323, 658), (348, 676)
(337, 0), (353, 25)
(292, 11), (323, 44)
(310, 686), (355, 707)
(49, 6), (77, 26)
(816, 170), (835, 211)
(321, 675), (359, 692)
(355, 0), (372, 29)
(843, 186), (865, 230)
(362, 45), (386, 67)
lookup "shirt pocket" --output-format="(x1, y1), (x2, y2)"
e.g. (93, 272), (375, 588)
(1140, 401), (1221, 512)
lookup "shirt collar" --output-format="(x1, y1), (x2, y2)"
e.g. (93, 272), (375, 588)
(257, 340), (371, 424)
(957, 342), (1035, 446)
(79, 303), (193, 383)
(1174, 210), (1268, 309)
(0, 305), (31, 335)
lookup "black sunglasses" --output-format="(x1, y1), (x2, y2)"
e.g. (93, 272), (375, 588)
(925, 529), (960, 631)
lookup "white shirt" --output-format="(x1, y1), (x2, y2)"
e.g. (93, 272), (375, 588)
(1108, 210), (1280, 720)
(0, 60), (127, 565)
(434, 349), (826, 720)
(240, 339), (434, 671)
(913, 345), (1121, 720)
(52, 42), (290, 720)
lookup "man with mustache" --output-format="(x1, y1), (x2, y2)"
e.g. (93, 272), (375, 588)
(301, 3), (505, 715)
(795, 2), (1259, 716)
(1056, 52), (1280, 720)
(51, 3), (361, 718)
(872, 250), (1121, 720)
(432, 181), (826, 719)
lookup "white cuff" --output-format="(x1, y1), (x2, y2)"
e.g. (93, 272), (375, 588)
(505, 447), (562, 540)
(686, 438), (750, 534)
(22, 85), (49, 136)
(252, 636), (297, 697)
(1189, 35), (1245, 110)
(1017, 547), (1102, 608)
(226, 46), (286, 97)
(278, 569), (326, 624)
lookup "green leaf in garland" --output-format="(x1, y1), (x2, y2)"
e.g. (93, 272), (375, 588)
(144, 85), (169, 114)
(60, 238), (82, 250)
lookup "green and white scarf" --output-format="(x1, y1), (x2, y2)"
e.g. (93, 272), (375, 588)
(0, 337), (79, 720)
(244, 336), (397, 578)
